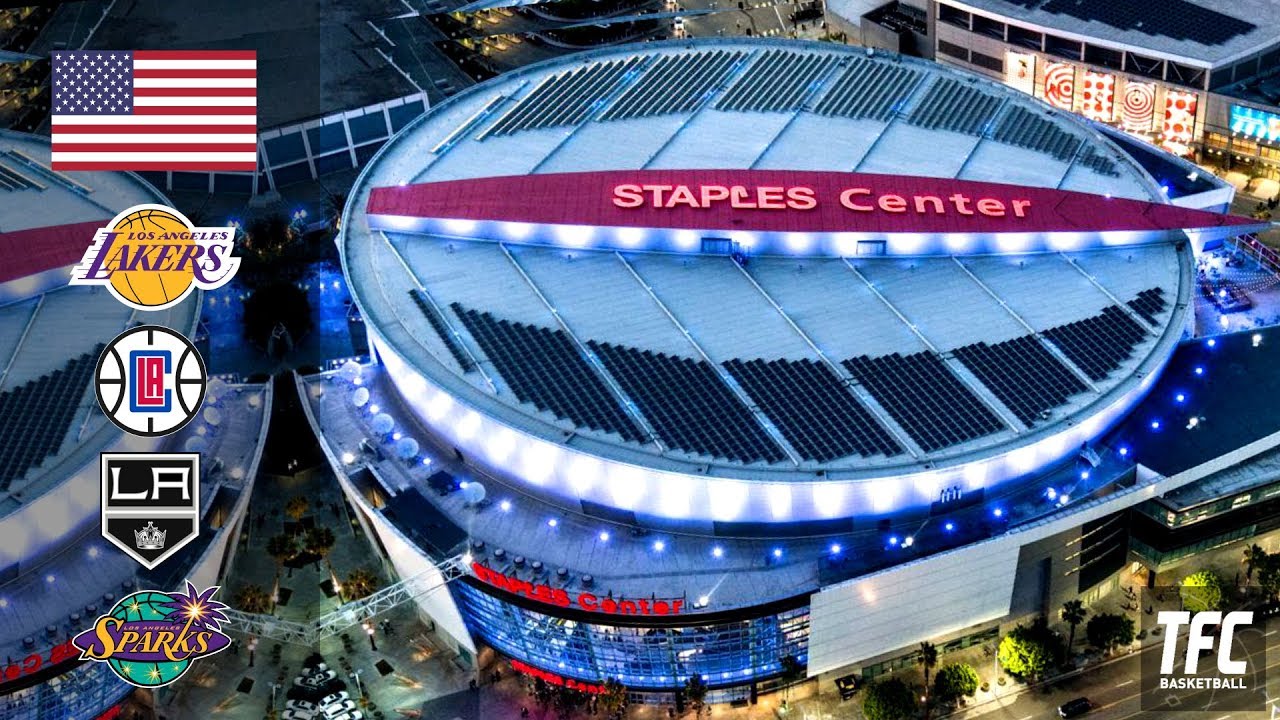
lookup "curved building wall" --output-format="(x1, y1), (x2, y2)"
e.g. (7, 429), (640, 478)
(452, 580), (810, 692)
(372, 318), (1179, 526)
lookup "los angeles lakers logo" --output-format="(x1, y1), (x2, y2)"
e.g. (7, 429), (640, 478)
(70, 204), (239, 311)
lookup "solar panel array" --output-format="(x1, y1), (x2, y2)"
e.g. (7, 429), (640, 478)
(409, 290), (475, 371)
(954, 336), (1087, 426)
(452, 305), (646, 443)
(713, 50), (838, 113)
(484, 56), (645, 136)
(1078, 145), (1121, 176)
(843, 351), (1005, 452)
(1037, 0), (1255, 45)
(1042, 306), (1148, 381)
(589, 341), (785, 464)
(1127, 287), (1168, 326)
(813, 58), (922, 121)
(599, 50), (743, 121)
(0, 161), (41, 191)
(992, 105), (1082, 162)
(0, 348), (99, 491)
(724, 358), (901, 462)
(906, 77), (1004, 135)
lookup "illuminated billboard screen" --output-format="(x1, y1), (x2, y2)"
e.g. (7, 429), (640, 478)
(1042, 62), (1076, 110)
(1121, 82), (1156, 132)
(1231, 105), (1280, 143)
(1080, 71), (1115, 122)
(1005, 52), (1036, 94)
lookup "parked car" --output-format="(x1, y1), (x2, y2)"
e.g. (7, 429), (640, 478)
(319, 691), (350, 708)
(322, 700), (358, 718)
(281, 710), (314, 720)
(286, 700), (317, 712)
(330, 712), (365, 720)
(1059, 697), (1092, 718)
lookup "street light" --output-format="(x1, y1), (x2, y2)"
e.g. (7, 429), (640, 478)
(270, 681), (282, 707)
(248, 636), (259, 667)
(365, 622), (377, 651)
(350, 669), (364, 699)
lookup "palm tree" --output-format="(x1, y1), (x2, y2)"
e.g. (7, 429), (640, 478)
(918, 641), (938, 718)
(779, 654), (804, 706)
(599, 677), (627, 719)
(683, 674), (708, 719)
(1061, 600), (1087, 650)
(267, 532), (296, 573)
(284, 495), (310, 522)
(1244, 544), (1267, 582)
(344, 567), (379, 601)
(304, 526), (337, 571)
(233, 584), (272, 614)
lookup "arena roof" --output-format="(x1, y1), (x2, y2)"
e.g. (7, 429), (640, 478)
(335, 39), (1224, 524)
(0, 132), (198, 518)
(945, 0), (1280, 66)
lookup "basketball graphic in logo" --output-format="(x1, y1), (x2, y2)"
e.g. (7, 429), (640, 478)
(70, 204), (239, 311)
(95, 325), (207, 437)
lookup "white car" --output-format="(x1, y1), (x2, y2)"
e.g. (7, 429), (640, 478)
(318, 691), (350, 708)
(281, 711), (314, 720)
(310, 669), (338, 683)
(323, 700), (358, 717)
(330, 712), (365, 720)
(287, 700), (317, 712)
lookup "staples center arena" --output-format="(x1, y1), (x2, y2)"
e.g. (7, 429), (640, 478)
(302, 38), (1280, 703)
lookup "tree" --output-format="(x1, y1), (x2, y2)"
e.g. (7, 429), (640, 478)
(285, 495), (310, 521)
(1244, 544), (1267, 582)
(1259, 555), (1280, 600)
(684, 674), (708, 718)
(598, 677), (627, 719)
(779, 654), (805, 704)
(932, 663), (980, 705)
(862, 677), (918, 720)
(266, 533), (297, 569)
(917, 641), (938, 717)
(1182, 570), (1226, 613)
(233, 584), (272, 614)
(304, 526), (337, 570)
(343, 567), (379, 601)
(998, 619), (1065, 682)
(1061, 600), (1087, 650)
(1085, 612), (1136, 653)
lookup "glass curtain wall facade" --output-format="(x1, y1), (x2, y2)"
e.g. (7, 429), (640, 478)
(0, 663), (131, 720)
(454, 582), (810, 692)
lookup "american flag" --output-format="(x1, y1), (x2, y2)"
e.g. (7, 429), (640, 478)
(50, 50), (257, 171)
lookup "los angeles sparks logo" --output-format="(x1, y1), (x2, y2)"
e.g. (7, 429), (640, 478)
(70, 204), (239, 311)
(72, 582), (231, 688)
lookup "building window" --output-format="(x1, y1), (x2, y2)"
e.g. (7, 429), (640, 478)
(1204, 132), (1229, 150)
(1167, 62), (1206, 90)
(1045, 34), (1082, 61)
(937, 40), (970, 62)
(938, 3), (970, 29)
(1007, 24), (1042, 51)
(1084, 44), (1123, 71)
(970, 51), (1003, 73)
(972, 14), (1004, 40)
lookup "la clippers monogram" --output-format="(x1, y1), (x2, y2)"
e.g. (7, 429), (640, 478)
(95, 325), (206, 437)
(70, 204), (239, 311)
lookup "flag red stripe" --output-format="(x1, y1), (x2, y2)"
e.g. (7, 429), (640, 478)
(133, 50), (257, 60)
(50, 162), (257, 170)
(51, 124), (254, 134)
(132, 106), (256, 115)
(133, 87), (257, 97)
(52, 143), (259, 152)
(133, 68), (258, 78)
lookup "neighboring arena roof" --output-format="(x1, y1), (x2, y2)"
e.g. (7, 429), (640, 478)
(945, 0), (1280, 66)
(333, 39), (1242, 524)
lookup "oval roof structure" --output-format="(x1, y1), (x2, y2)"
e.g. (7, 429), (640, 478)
(342, 39), (1197, 524)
